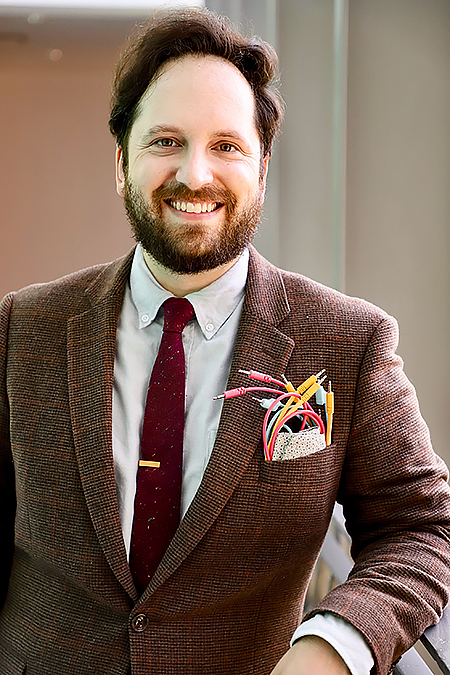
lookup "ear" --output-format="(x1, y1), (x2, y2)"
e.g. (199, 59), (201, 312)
(260, 154), (270, 191)
(115, 146), (125, 197)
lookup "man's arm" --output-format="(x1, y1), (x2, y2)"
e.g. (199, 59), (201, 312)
(271, 636), (350, 675)
(310, 315), (450, 673)
(0, 293), (16, 610)
(273, 314), (450, 675)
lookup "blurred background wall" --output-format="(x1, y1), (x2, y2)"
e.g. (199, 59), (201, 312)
(1, 0), (449, 468)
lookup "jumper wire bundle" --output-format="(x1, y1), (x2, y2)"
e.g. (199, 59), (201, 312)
(213, 369), (334, 461)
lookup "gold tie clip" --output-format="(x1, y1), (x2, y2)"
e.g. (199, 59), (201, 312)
(139, 460), (160, 468)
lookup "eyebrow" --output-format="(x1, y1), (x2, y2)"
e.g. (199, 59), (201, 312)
(212, 130), (251, 147)
(137, 125), (183, 145)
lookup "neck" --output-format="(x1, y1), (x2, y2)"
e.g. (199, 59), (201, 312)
(142, 250), (241, 297)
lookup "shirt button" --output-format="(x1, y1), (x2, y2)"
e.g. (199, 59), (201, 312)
(131, 613), (148, 632)
(141, 314), (149, 323)
(205, 322), (214, 332)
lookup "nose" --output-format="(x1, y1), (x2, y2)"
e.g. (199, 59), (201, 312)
(175, 148), (214, 190)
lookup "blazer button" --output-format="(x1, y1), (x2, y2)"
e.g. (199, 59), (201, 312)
(131, 613), (148, 632)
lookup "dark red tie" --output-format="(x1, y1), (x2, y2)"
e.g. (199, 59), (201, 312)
(130, 297), (194, 595)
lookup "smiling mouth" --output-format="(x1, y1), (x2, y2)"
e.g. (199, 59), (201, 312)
(165, 199), (222, 214)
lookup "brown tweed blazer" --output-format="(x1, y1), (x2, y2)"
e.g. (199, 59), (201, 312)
(0, 246), (449, 675)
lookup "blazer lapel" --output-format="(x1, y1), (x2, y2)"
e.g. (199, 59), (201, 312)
(147, 247), (295, 594)
(67, 250), (138, 602)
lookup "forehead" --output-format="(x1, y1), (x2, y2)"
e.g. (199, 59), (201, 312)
(130, 54), (259, 145)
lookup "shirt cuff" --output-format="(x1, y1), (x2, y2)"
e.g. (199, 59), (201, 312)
(290, 613), (374, 675)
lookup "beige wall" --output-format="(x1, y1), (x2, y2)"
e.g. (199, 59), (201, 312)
(0, 17), (134, 296)
(345, 0), (450, 465)
(278, 0), (335, 287)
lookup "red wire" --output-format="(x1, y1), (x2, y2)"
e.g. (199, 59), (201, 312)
(268, 408), (325, 460)
(262, 392), (325, 461)
(218, 385), (324, 462)
(222, 386), (285, 400)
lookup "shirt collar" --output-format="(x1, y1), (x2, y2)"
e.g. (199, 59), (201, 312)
(130, 244), (249, 340)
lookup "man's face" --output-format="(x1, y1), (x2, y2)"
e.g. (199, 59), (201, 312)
(115, 54), (268, 275)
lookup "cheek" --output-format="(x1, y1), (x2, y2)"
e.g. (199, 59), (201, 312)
(133, 157), (174, 192)
(221, 163), (261, 198)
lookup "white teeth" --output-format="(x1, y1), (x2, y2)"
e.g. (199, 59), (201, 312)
(169, 200), (218, 213)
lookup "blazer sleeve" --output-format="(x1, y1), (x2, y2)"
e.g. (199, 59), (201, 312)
(0, 293), (16, 610)
(306, 314), (450, 675)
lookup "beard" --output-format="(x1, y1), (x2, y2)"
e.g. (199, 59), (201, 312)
(123, 177), (264, 275)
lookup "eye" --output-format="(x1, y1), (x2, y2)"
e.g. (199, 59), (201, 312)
(217, 142), (237, 153)
(153, 138), (180, 148)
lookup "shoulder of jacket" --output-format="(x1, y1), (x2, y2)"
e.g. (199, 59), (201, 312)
(247, 246), (392, 332)
(13, 250), (132, 301)
(7, 249), (134, 318)
(280, 267), (391, 325)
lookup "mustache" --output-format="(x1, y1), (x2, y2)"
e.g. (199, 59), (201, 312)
(152, 181), (237, 210)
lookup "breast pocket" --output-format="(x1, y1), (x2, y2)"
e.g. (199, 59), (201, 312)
(259, 442), (339, 489)
(271, 427), (326, 461)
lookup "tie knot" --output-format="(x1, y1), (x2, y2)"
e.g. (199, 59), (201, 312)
(163, 297), (194, 333)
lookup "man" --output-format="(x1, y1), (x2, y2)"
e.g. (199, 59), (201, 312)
(0, 7), (449, 675)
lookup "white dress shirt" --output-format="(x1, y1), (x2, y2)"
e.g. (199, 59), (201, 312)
(112, 244), (374, 675)
(112, 244), (247, 554)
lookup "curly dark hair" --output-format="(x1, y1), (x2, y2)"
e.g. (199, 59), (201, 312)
(109, 7), (284, 169)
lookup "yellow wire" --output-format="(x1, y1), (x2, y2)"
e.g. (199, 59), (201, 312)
(268, 381), (297, 446)
(325, 382), (334, 446)
(268, 381), (321, 446)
